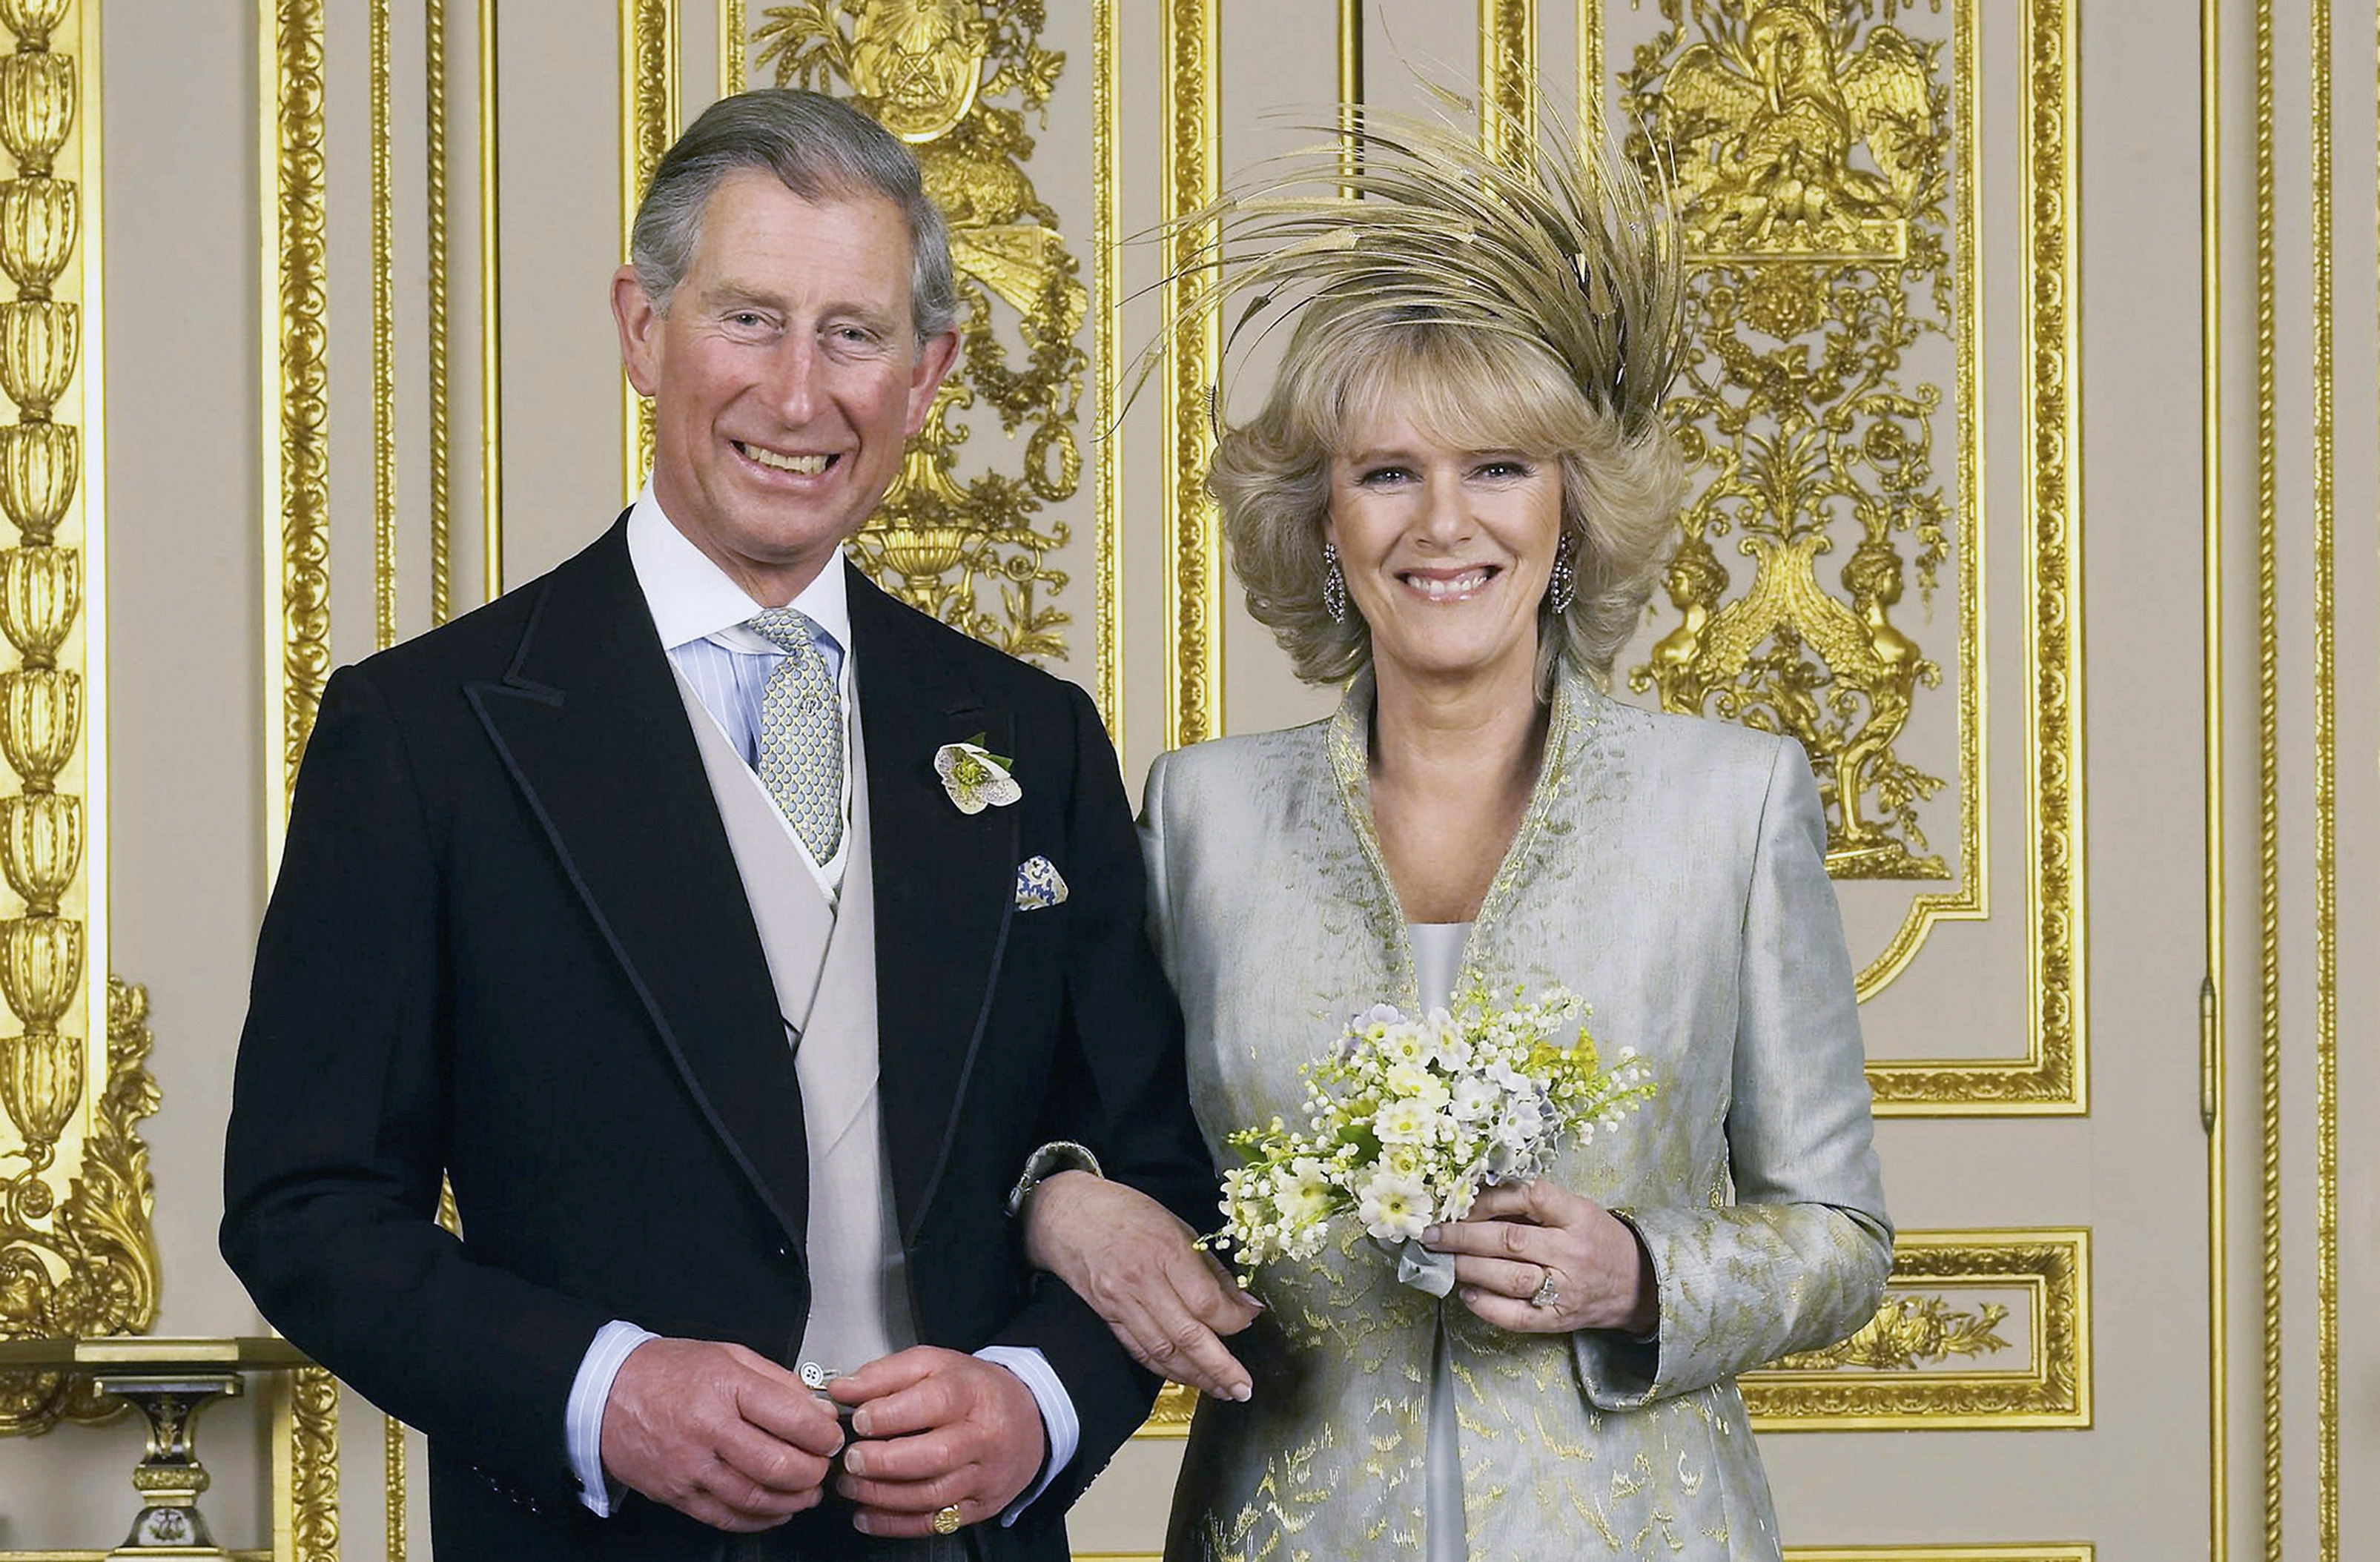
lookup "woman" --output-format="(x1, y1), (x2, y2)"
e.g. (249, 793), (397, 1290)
(1034, 107), (1890, 1560)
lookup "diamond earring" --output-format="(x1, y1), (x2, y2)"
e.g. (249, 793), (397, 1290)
(1322, 540), (1349, 623)
(1547, 533), (1578, 615)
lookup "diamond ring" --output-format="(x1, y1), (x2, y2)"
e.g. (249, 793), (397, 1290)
(1528, 1267), (1561, 1310)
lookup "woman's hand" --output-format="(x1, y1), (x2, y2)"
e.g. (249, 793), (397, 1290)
(1021, 1172), (1264, 1399)
(1423, 1180), (1658, 1335)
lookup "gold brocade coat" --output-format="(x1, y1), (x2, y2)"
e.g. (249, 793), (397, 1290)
(1138, 672), (1893, 1561)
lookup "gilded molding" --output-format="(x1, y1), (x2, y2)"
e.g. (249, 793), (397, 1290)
(1479, 0), (1535, 167)
(426, 0), (452, 626)
(478, 0), (502, 599)
(1160, 0), (1220, 747)
(2198, 1), (2227, 1555)
(1785, 1550), (2093, 1562)
(755, 2), (1084, 663)
(260, 0), (331, 863)
(1094, 0), (1120, 735)
(1576, 0), (1603, 125)
(0, 0), (156, 1439)
(277, 1364), (340, 1562)
(2307, 1), (2337, 1552)
(1742, 1228), (2090, 1432)
(2252, 0), (2281, 1552)
(371, 0), (396, 649)
(721, 0), (745, 93)
(619, 0), (677, 503)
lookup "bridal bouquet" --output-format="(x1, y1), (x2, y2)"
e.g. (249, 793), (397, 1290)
(1209, 984), (1655, 1294)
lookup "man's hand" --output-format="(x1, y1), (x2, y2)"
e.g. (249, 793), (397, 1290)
(599, 1337), (844, 1533)
(829, 1347), (1045, 1538)
(1022, 1171), (1262, 1400)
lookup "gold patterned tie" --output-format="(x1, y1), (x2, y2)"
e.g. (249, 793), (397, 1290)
(747, 607), (844, 864)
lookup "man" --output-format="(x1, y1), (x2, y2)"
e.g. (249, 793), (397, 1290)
(222, 90), (1220, 1561)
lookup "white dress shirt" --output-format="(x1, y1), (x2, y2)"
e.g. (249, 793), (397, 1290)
(563, 485), (1077, 1520)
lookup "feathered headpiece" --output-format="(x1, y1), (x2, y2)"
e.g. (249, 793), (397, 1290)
(1132, 87), (1688, 443)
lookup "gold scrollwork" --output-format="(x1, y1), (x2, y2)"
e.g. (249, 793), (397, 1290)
(1624, 0), (1959, 887)
(275, 1363), (340, 1562)
(0, 0), (155, 1440)
(755, 1), (1082, 663)
(0, 979), (160, 1434)
(1743, 1228), (2089, 1431)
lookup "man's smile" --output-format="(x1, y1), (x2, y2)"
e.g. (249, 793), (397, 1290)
(733, 440), (839, 477)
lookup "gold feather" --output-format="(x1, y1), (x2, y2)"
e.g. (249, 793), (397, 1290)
(1125, 89), (1688, 441)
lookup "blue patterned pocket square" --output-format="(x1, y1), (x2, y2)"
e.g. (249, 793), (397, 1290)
(1014, 855), (1068, 910)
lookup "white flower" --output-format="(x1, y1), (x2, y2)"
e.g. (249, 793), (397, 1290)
(1376, 1095), (1438, 1144)
(1273, 1157), (1335, 1225)
(1450, 1074), (1501, 1122)
(933, 741), (1021, 814)
(1358, 1169), (1432, 1243)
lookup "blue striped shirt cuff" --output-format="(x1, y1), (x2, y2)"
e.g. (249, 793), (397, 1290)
(567, 1320), (658, 1515)
(973, 1346), (1078, 1524)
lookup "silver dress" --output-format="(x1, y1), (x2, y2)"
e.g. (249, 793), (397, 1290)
(1139, 671), (1892, 1560)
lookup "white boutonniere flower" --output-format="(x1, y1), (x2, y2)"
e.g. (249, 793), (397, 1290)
(934, 733), (1020, 815)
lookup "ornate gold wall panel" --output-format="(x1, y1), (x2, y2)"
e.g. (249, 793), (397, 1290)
(756, 1), (1086, 663)
(1741, 1228), (2089, 1432)
(1596, 0), (2085, 1117)
(0, 0), (157, 1440)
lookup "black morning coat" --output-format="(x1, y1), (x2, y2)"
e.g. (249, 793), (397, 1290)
(221, 517), (1217, 1561)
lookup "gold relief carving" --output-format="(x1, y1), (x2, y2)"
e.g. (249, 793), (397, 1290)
(756, 1), (1083, 661)
(262, 0), (331, 841)
(282, 1364), (341, 1562)
(1142, 1378), (1194, 1437)
(1090, 0), (1117, 735)
(0, 980), (162, 1435)
(1768, 1289), (2009, 1372)
(1624, 0), (1959, 887)
(1743, 1228), (2088, 1431)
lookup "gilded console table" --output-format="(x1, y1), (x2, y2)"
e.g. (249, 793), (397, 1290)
(0, 1337), (310, 1560)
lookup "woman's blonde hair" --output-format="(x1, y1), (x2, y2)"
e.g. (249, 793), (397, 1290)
(1212, 302), (1683, 689)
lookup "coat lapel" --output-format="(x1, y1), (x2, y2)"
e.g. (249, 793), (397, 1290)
(847, 567), (1019, 1240)
(466, 519), (810, 1252)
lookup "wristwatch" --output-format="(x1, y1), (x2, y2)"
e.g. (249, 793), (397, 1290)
(1005, 1139), (1104, 1219)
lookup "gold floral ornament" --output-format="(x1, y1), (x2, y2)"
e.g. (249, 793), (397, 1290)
(756, 1), (1082, 662)
(933, 735), (1018, 815)
(1622, 0), (1957, 881)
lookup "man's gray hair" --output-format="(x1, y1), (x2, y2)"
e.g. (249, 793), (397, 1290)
(630, 88), (960, 340)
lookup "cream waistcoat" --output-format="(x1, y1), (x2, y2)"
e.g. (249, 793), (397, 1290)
(673, 669), (916, 1374)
